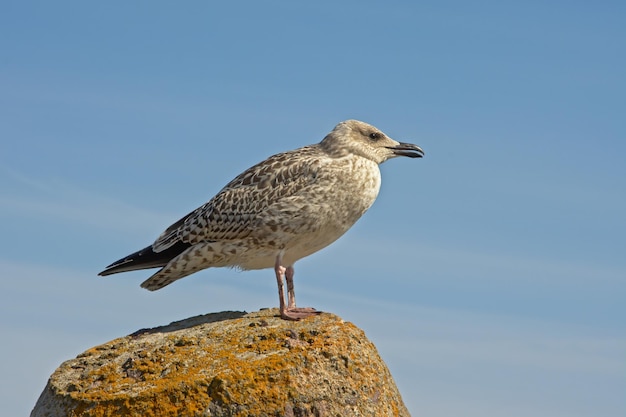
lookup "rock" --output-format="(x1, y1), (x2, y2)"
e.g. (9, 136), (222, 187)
(31, 309), (410, 417)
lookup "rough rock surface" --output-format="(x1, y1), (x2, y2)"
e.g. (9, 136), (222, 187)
(31, 309), (410, 417)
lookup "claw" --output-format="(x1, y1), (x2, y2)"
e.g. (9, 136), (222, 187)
(280, 307), (322, 321)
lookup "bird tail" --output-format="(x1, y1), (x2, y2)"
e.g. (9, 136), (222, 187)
(98, 241), (191, 276)
(139, 241), (235, 291)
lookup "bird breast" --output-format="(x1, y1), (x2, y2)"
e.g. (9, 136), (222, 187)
(279, 156), (382, 265)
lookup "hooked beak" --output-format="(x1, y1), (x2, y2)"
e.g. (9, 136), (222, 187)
(386, 142), (425, 158)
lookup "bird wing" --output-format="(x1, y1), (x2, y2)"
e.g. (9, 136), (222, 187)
(151, 146), (325, 252)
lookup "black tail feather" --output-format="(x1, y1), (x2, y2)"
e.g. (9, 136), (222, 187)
(98, 241), (192, 276)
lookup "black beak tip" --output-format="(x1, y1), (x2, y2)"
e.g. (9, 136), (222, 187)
(388, 143), (424, 158)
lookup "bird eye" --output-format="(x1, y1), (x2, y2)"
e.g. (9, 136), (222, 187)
(369, 132), (381, 141)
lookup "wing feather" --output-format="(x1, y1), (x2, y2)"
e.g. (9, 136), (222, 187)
(152, 146), (324, 252)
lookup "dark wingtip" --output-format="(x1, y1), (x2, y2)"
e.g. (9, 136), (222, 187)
(98, 241), (192, 276)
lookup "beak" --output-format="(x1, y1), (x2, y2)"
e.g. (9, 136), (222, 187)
(386, 142), (425, 158)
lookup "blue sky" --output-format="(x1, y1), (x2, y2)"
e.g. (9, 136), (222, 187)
(1, 1), (624, 416)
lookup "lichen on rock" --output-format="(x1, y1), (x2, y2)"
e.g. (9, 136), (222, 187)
(31, 309), (410, 417)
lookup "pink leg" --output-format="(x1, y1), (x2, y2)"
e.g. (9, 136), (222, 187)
(274, 254), (288, 316)
(286, 266), (296, 308)
(274, 255), (320, 321)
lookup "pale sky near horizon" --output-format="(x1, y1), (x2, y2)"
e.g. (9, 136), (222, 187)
(1, 2), (625, 416)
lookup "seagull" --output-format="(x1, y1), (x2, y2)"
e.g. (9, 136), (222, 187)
(99, 120), (424, 320)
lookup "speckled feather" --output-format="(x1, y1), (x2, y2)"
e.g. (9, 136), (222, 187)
(99, 120), (424, 291)
(152, 146), (328, 252)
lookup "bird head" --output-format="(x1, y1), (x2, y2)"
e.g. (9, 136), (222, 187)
(320, 120), (424, 164)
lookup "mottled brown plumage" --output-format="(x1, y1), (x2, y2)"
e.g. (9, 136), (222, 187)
(99, 120), (424, 320)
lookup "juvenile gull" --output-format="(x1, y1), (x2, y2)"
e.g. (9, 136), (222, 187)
(99, 120), (424, 320)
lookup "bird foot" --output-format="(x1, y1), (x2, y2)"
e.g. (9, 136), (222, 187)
(280, 307), (321, 321)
